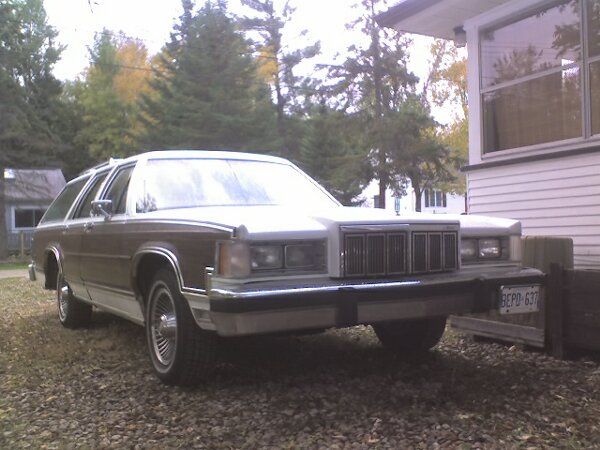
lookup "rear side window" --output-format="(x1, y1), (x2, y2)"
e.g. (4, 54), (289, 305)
(39, 177), (89, 224)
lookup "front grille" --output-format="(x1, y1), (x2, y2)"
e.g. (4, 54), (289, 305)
(342, 228), (458, 278)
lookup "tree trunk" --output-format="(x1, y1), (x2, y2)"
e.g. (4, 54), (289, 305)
(414, 185), (423, 213)
(275, 78), (286, 154)
(370, 1), (386, 210)
(0, 169), (8, 259)
(378, 178), (386, 209)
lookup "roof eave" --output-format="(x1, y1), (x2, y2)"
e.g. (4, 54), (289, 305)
(375, 0), (442, 29)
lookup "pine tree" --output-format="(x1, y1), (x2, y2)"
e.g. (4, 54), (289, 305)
(0, 0), (63, 167)
(329, 0), (454, 210)
(300, 101), (370, 205)
(240, 0), (320, 159)
(0, 0), (65, 257)
(139, 1), (277, 152)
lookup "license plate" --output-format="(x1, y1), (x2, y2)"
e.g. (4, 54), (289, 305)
(499, 285), (540, 314)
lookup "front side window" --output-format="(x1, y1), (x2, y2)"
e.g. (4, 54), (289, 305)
(74, 172), (109, 219)
(103, 166), (134, 215)
(481, 0), (583, 153)
(136, 158), (339, 213)
(39, 177), (89, 224)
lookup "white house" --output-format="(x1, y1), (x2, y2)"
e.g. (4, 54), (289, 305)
(361, 179), (466, 215)
(378, 0), (600, 269)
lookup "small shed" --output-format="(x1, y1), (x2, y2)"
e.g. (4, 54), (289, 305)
(4, 168), (66, 253)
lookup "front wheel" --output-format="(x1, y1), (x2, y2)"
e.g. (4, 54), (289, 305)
(146, 268), (217, 386)
(57, 269), (92, 328)
(372, 317), (447, 354)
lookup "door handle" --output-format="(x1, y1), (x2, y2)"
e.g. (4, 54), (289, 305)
(83, 222), (94, 231)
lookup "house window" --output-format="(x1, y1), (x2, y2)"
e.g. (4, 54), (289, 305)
(480, 0), (597, 153)
(588, 1), (600, 135)
(424, 189), (447, 208)
(14, 208), (45, 229)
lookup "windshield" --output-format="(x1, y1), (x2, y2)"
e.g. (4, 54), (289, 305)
(136, 158), (340, 212)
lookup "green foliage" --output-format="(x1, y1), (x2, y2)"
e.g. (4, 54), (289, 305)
(240, 0), (320, 160)
(0, 0), (64, 168)
(74, 31), (148, 163)
(0, 0), (470, 223)
(329, 0), (428, 208)
(425, 39), (468, 195)
(326, 0), (463, 208)
(300, 103), (371, 205)
(0, 0), (69, 257)
(138, 1), (278, 152)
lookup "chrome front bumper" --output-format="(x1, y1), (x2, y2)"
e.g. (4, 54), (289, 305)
(202, 268), (544, 337)
(28, 263), (37, 282)
(28, 262), (48, 288)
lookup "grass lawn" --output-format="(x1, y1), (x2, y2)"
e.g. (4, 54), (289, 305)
(0, 262), (28, 271)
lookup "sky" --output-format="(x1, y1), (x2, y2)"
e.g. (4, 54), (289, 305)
(43, 0), (435, 82)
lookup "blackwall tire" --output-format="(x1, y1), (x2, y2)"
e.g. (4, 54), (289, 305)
(373, 317), (447, 354)
(57, 269), (92, 329)
(146, 268), (217, 386)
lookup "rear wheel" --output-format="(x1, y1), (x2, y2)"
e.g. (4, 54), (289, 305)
(57, 269), (92, 328)
(373, 317), (447, 354)
(146, 268), (217, 386)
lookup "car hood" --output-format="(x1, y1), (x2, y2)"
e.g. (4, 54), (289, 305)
(143, 206), (474, 240)
(453, 213), (521, 236)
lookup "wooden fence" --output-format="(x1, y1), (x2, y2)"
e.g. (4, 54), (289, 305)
(7, 231), (33, 256)
(451, 236), (574, 349)
(547, 264), (600, 358)
(452, 263), (600, 358)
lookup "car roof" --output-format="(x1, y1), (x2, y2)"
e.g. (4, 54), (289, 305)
(76, 150), (293, 179)
(130, 150), (291, 165)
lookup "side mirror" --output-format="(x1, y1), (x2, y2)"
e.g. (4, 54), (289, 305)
(91, 199), (113, 220)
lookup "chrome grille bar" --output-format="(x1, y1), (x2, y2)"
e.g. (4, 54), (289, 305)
(388, 233), (406, 274)
(344, 235), (365, 276)
(342, 228), (458, 278)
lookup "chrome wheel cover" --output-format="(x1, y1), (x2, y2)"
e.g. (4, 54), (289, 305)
(57, 275), (69, 321)
(150, 286), (177, 367)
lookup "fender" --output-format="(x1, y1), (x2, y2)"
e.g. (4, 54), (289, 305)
(43, 244), (64, 289)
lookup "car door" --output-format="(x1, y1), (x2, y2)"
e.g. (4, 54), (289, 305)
(40, 175), (90, 298)
(79, 164), (143, 322)
(61, 170), (110, 301)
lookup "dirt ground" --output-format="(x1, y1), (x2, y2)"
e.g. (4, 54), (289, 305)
(1, 277), (599, 449)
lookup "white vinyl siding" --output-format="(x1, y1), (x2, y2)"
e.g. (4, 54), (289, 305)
(468, 152), (600, 269)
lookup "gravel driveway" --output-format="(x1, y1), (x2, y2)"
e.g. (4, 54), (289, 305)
(1, 278), (600, 449)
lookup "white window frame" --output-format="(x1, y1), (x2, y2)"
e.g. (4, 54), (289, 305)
(465, 0), (600, 165)
(423, 189), (447, 209)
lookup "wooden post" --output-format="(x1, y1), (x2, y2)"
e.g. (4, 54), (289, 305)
(19, 232), (25, 259)
(547, 263), (565, 359)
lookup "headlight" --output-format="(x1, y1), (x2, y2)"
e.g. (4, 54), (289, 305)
(285, 244), (320, 269)
(217, 240), (326, 277)
(251, 245), (283, 270)
(478, 238), (501, 258)
(461, 239), (477, 259)
(461, 237), (505, 262)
